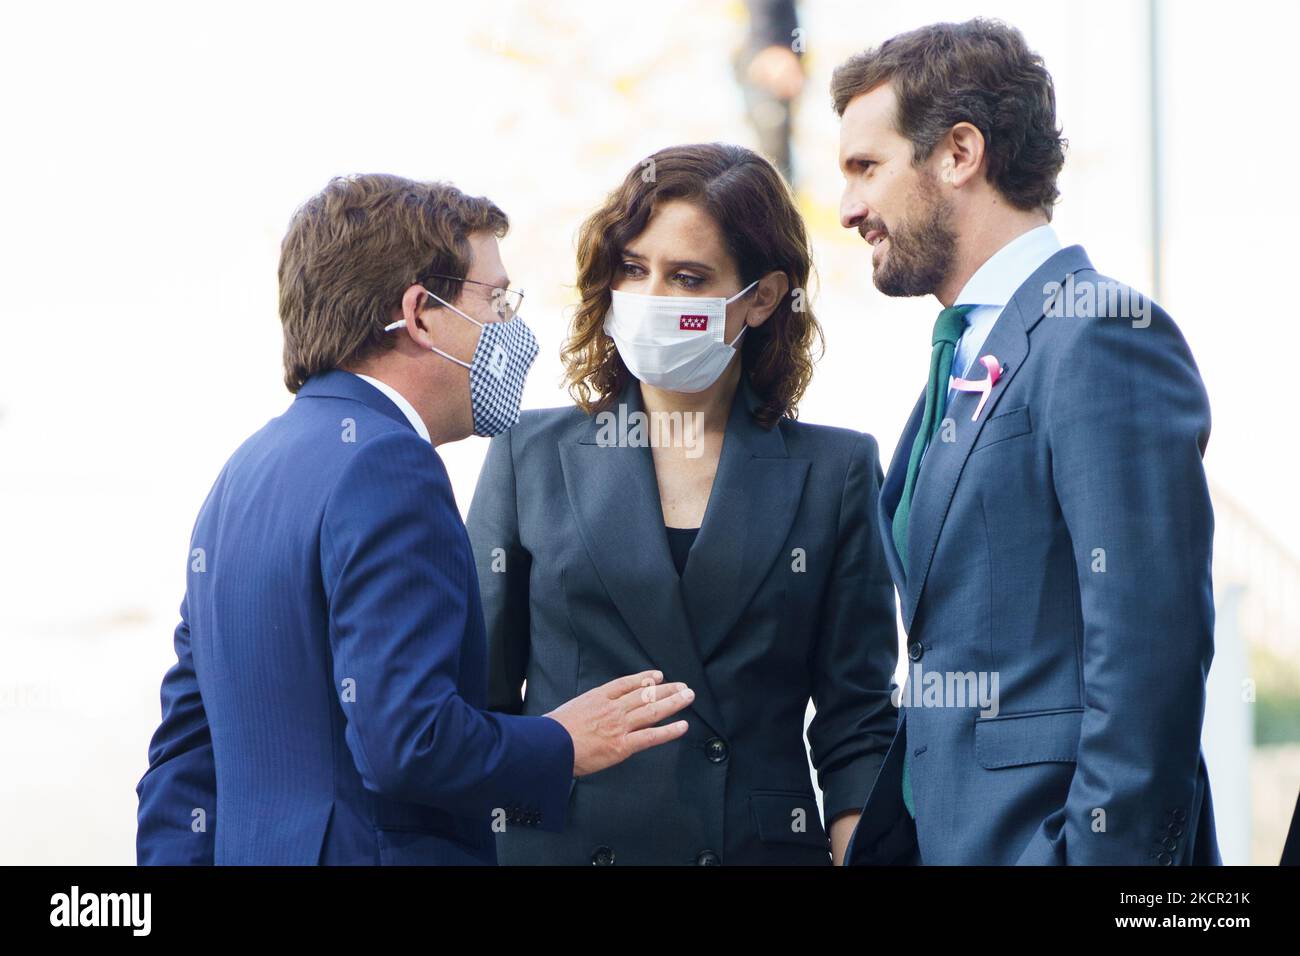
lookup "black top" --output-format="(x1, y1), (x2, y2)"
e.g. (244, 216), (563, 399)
(665, 526), (700, 576)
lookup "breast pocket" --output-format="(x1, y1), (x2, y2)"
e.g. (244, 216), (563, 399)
(971, 404), (1032, 453)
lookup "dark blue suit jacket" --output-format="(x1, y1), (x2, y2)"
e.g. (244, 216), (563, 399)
(136, 369), (574, 865)
(848, 246), (1221, 865)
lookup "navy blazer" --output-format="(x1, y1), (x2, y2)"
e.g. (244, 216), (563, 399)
(136, 369), (574, 865)
(466, 378), (899, 865)
(847, 246), (1221, 865)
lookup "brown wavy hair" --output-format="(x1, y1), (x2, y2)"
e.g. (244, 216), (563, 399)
(278, 173), (508, 393)
(831, 19), (1066, 219)
(562, 143), (822, 428)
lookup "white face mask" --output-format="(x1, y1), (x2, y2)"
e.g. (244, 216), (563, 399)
(603, 280), (758, 393)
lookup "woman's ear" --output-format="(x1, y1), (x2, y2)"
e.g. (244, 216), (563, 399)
(745, 270), (791, 328)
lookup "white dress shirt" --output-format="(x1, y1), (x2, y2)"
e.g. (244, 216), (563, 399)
(947, 224), (1062, 400)
(351, 372), (431, 443)
(916, 225), (1062, 471)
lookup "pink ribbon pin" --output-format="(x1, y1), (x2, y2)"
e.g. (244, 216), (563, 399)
(949, 354), (1003, 421)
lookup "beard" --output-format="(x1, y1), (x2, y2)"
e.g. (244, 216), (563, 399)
(869, 170), (957, 298)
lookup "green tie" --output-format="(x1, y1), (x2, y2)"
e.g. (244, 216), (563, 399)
(898, 304), (972, 819)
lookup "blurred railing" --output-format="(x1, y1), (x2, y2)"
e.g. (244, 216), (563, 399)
(1206, 480), (1300, 862)
(1211, 481), (1300, 659)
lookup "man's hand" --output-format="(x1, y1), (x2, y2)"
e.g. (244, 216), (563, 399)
(545, 670), (692, 777)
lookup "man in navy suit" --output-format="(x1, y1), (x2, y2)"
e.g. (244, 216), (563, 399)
(833, 21), (1220, 864)
(136, 173), (694, 865)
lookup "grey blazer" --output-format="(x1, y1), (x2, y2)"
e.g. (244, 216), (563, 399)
(847, 245), (1220, 865)
(466, 378), (898, 865)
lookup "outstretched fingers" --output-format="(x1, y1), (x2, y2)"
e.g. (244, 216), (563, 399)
(623, 682), (694, 730)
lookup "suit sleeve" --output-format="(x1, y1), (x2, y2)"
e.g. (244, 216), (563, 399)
(465, 426), (532, 715)
(320, 431), (573, 833)
(807, 432), (901, 822)
(136, 594), (217, 864)
(1033, 300), (1214, 865)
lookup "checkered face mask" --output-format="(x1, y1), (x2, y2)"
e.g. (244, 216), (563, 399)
(385, 292), (539, 437)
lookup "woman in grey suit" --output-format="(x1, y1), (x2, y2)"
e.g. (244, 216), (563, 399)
(466, 143), (898, 865)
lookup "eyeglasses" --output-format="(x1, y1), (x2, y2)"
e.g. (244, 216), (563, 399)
(419, 273), (525, 321)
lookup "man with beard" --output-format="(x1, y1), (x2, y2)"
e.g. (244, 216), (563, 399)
(833, 20), (1220, 865)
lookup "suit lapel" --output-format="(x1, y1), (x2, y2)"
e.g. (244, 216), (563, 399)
(558, 380), (728, 737)
(899, 245), (1094, 632)
(681, 381), (810, 663)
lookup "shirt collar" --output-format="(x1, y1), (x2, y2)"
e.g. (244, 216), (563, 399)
(350, 372), (431, 443)
(953, 224), (1062, 310)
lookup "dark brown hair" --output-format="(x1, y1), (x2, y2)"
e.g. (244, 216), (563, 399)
(831, 19), (1066, 218)
(277, 173), (508, 392)
(562, 143), (822, 428)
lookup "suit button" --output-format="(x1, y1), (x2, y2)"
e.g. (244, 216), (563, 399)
(1172, 808), (1186, 822)
(907, 641), (924, 662)
(1167, 823), (1184, 837)
(591, 845), (615, 866)
(1156, 851), (1173, 865)
(705, 737), (729, 763)
(696, 849), (721, 865)
(1161, 837), (1177, 851)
